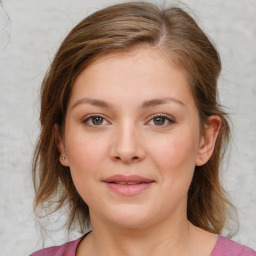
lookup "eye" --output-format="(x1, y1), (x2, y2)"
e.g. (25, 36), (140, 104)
(148, 115), (175, 127)
(83, 115), (109, 127)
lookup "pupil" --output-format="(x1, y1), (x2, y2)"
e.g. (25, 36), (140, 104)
(93, 117), (103, 125)
(154, 117), (165, 125)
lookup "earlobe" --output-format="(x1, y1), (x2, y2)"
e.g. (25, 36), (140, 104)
(196, 116), (221, 166)
(53, 124), (69, 167)
(59, 155), (69, 166)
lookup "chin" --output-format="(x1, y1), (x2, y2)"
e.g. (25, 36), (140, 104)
(100, 204), (156, 229)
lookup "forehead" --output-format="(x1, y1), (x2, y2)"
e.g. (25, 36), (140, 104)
(69, 46), (195, 109)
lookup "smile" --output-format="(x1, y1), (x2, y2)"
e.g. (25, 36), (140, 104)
(103, 175), (155, 196)
(110, 182), (146, 185)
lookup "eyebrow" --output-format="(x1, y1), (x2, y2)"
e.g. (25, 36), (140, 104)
(71, 97), (185, 110)
(141, 97), (185, 108)
(72, 98), (111, 109)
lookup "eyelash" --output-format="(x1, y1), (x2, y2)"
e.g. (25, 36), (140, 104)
(148, 114), (175, 127)
(82, 114), (175, 127)
(82, 114), (109, 127)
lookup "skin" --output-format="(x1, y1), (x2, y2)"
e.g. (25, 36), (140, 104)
(55, 46), (221, 256)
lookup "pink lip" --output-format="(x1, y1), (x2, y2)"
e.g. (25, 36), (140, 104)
(103, 175), (154, 196)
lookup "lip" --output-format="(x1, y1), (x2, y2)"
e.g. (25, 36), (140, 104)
(103, 175), (155, 196)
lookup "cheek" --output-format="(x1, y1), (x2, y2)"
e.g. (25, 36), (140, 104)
(65, 134), (109, 204)
(148, 128), (200, 181)
(153, 136), (198, 166)
(65, 132), (108, 175)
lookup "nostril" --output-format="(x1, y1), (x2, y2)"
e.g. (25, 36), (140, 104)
(113, 155), (139, 161)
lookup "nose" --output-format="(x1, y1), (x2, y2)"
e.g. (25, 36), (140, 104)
(109, 121), (145, 164)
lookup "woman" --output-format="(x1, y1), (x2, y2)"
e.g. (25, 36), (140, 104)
(30, 2), (256, 255)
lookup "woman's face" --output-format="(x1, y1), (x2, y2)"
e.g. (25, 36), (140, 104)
(58, 47), (210, 228)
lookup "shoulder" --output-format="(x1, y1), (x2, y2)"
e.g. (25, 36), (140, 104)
(29, 236), (83, 256)
(211, 235), (256, 256)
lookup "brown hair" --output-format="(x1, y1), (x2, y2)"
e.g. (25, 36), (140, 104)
(33, 1), (236, 235)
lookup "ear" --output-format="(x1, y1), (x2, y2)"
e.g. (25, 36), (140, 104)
(196, 116), (221, 166)
(53, 124), (69, 167)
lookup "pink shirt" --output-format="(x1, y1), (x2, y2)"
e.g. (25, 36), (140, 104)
(30, 235), (256, 256)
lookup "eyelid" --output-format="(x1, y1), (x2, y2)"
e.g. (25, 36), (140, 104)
(82, 114), (110, 127)
(81, 113), (175, 127)
(147, 113), (175, 126)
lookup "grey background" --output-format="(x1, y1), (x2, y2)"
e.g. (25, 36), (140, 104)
(0, 0), (255, 255)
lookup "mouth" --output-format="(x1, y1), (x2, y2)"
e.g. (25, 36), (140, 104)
(107, 181), (150, 185)
(103, 174), (154, 183)
(103, 175), (155, 196)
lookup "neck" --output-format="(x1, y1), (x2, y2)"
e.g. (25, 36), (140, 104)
(81, 214), (193, 256)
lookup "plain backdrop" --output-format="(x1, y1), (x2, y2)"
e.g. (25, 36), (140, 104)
(0, 0), (255, 255)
